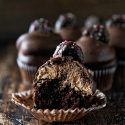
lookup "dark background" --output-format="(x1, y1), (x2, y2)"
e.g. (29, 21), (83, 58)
(0, 0), (125, 43)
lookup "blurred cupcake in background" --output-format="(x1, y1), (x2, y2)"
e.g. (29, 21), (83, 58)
(76, 25), (116, 92)
(16, 18), (62, 88)
(55, 13), (82, 41)
(84, 15), (103, 29)
(106, 14), (125, 91)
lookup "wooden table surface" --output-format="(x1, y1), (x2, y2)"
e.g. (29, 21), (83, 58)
(0, 44), (125, 125)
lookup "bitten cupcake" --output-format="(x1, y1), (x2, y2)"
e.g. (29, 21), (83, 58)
(16, 18), (62, 87)
(31, 41), (105, 122)
(55, 13), (81, 41)
(34, 41), (96, 109)
(106, 15), (125, 91)
(33, 57), (95, 110)
(77, 25), (116, 92)
(12, 41), (106, 122)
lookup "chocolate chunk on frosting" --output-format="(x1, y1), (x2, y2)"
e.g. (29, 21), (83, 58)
(29, 18), (53, 33)
(83, 25), (108, 43)
(53, 41), (84, 64)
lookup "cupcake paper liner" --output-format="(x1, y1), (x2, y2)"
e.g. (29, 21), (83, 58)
(113, 60), (125, 90)
(17, 59), (38, 85)
(91, 66), (116, 91)
(11, 90), (106, 122)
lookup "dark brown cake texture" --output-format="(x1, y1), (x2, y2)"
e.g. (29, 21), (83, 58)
(77, 25), (116, 91)
(55, 13), (82, 41)
(33, 41), (96, 110)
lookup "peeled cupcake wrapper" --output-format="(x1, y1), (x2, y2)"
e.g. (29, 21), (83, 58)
(17, 59), (38, 84)
(90, 65), (116, 91)
(11, 90), (106, 122)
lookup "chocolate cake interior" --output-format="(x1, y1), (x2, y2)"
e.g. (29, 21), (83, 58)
(33, 79), (92, 110)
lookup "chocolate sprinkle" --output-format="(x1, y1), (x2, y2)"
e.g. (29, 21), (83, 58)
(83, 25), (108, 43)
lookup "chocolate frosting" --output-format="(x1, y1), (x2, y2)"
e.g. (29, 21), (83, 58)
(53, 41), (84, 64)
(16, 18), (63, 65)
(16, 32), (62, 65)
(83, 25), (108, 43)
(77, 27), (116, 66)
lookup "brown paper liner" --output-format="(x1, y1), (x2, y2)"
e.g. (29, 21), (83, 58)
(17, 59), (38, 85)
(91, 66), (116, 92)
(113, 60), (125, 91)
(11, 90), (106, 122)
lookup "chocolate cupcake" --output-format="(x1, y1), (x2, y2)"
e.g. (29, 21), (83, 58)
(33, 56), (96, 110)
(77, 25), (116, 91)
(32, 41), (106, 121)
(33, 41), (96, 109)
(16, 18), (62, 87)
(106, 15), (125, 91)
(12, 41), (106, 122)
(55, 13), (81, 41)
